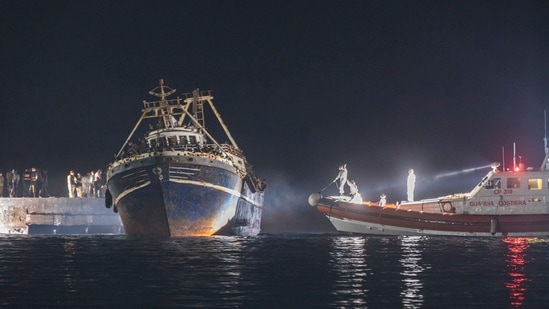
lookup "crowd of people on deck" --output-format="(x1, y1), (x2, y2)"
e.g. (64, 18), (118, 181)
(0, 168), (105, 198)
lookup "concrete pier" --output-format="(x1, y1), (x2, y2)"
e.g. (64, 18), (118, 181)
(0, 198), (124, 235)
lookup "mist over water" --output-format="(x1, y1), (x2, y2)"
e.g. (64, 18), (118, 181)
(261, 170), (335, 234)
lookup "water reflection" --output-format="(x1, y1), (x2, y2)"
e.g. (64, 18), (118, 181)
(62, 239), (78, 293)
(399, 236), (430, 308)
(160, 236), (247, 306)
(329, 236), (369, 308)
(502, 237), (529, 308)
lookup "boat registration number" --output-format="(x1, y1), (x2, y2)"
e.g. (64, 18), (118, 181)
(493, 189), (513, 194)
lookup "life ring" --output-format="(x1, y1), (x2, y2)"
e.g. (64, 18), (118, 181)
(442, 202), (453, 212)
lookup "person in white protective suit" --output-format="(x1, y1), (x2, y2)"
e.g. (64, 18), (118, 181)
(333, 164), (348, 195)
(407, 168), (416, 202)
(347, 179), (363, 204)
(379, 193), (386, 207)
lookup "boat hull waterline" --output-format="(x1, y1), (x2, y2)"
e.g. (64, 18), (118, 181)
(313, 198), (549, 237)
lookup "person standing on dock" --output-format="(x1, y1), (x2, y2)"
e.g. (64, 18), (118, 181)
(0, 172), (4, 197)
(29, 167), (40, 197)
(39, 169), (49, 197)
(94, 169), (104, 198)
(87, 171), (95, 197)
(22, 169), (31, 197)
(407, 168), (416, 201)
(67, 170), (76, 198)
(6, 169), (19, 197)
(333, 164), (348, 195)
(75, 173), (83, 198)
(5, 170), (12, 197)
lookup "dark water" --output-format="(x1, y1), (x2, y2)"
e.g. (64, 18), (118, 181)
(1, 234), (548, 308)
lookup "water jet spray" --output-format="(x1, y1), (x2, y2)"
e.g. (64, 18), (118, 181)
(432, 164), (492, 180)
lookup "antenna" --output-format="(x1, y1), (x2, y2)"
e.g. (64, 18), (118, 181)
(543, 109), (549, 155)
(541, 110), (549, 170)
(502, 146), (505, 171)
(513, 142), (516, 170)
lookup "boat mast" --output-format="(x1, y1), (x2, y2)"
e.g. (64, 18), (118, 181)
(114, 79), (179, 159)
(542, 110), (549, 170)
(149, 79), (177, 129)
(205, 96), (240, 150)
(502, 146), (505, 171)
(181, 89), (241, 150)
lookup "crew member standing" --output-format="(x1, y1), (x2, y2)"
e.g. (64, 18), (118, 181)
(407, 168), (416, 202)
(379, 193), (386, 207)
(348, 179), (362, 204)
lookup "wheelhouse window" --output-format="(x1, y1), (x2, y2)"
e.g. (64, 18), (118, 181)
(485, 178), (501, 189)
(507, 178), (520, 189)
(528, 178), (542, 190)
(168, 136), (178, 146)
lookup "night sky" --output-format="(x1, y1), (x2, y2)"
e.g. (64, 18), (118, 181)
(2, 1), (548, 232)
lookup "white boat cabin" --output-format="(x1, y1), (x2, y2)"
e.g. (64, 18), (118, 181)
(470, 166), (547, 205)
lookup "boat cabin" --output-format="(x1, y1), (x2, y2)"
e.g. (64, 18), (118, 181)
(146, 127), (205, 150)
(470, 167), (547, 204)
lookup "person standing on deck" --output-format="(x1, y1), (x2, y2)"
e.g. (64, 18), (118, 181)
(379, 193), (387, 207)
(407, 168), (416, 201)
(348, 179), (362, 204)
(333, 164), (348, 195)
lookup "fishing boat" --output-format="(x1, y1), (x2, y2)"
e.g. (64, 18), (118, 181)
(105, 80), (266, 237)
(309, 141), (549, 237)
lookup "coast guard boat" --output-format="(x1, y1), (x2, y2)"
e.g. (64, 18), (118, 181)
(105, 80), (266, 237)
(309, 140), (549, 237)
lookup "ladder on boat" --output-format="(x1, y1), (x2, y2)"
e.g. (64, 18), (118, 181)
(192, 89), (205, 129)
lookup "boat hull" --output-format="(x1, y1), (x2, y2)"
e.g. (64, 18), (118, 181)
(315, 198), (549, 237)
(107, 154), (262, 237)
